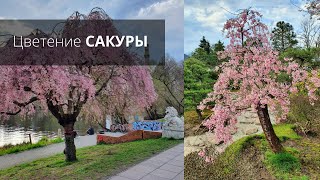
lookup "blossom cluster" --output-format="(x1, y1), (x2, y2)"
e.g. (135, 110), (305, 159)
(198, 10), (320, 151)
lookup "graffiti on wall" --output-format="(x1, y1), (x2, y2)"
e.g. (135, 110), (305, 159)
(132, 121), (162, 131)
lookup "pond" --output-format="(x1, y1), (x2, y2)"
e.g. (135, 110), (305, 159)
(0, 112), (100, 147)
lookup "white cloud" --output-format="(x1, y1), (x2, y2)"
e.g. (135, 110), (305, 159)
(184, 3), (228, 31)
(184, 0), (310, 54)
(262, 6), (304, 28)
(136, 0), (183, 33)
(136, 0), (183, 17)
(135, 0), (184, 60)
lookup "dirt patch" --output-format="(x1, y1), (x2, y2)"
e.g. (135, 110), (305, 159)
(235, 146), (274, 180)
(283, 136), (320, 179)
(184, 110), (210, 137)
(184, 142), (273, 180)
(185, 124), (208, 137)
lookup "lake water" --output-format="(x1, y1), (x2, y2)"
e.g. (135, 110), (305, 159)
(0, 112), (100, 147)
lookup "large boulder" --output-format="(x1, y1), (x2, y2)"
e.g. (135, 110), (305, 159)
(162, 107), (184, 139)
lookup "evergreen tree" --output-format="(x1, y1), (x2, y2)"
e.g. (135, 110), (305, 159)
(271, 21), (298, 52)
(213, 40), (225, 52)
(199, 36), (211, 54)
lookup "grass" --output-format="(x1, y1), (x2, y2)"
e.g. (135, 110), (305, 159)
(185, 133), (263, 179)
(0, 138), (182, 180)
(296, 137), (320, 179)
(273, 124), (301, 141)
(264, 150), (309, 180)
(185, 123), (319, 179)
(265, 151), (301, 173)
(0, 137), (64, 156)
(214, 135), (259, 175)
(256, 124), (314, 179)
(258, 124), (308, 179)
(158, 118), (165, 122)
(219, 135), (257, 165)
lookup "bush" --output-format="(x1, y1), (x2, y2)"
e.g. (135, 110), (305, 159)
(288, 94), (320, 135)
(279, 47), (320, 68)
(184, 89), (213, 111)
(265, 151), (301, 173)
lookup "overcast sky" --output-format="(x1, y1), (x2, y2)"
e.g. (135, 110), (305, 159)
(185, 0), (314, 55)
(0, 0), (316, 59)
(0, 0), (184, 60)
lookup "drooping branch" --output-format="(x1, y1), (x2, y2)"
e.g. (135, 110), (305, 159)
(1, 109), (21, 116)
(0, 96), (39, 115)
(95, 66), (116, 97)
(13, 96), (39, 107)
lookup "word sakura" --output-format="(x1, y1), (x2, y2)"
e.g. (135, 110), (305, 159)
(86, 35), (147, 47)
(13, 35), (148, 49)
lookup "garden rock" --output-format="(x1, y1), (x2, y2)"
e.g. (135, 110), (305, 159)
(244, 127), (259, 135)
(184, 108), (277, 156)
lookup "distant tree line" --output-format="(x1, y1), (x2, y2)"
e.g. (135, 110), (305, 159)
(271, 19), (320, 68)
(184, 36), (226, 119)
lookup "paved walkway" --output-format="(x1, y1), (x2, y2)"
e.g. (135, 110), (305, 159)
(107, 143), (184, 180)
(0, 134), (97, 170)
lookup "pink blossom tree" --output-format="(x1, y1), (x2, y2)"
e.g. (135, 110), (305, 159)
(0, 9), (157, 162)
(306, 0), (320, 19)
(199, 9), (320, 153)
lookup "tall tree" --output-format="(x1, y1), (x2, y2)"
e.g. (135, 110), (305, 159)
(152, 56), (184, 116)
(213, 40), (225, 53)
(184, 57), (216, 119)
(306, 0), (320, 19)
(199, 10), (320, 155)
(300, 18), (320, 48)
(0, 9), (157, 162)
(186, 40), (224, 112)
(192, 39), (224, 67)
(199, 36), (211, 54)
(271, 21), (298, 52)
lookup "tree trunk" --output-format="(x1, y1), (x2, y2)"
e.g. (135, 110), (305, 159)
(63, 123), (77, 162)
(196, 108), (203, 121)
(256, 103), (283, 153)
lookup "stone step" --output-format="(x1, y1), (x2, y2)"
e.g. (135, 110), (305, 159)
(242, 127), (259, 135)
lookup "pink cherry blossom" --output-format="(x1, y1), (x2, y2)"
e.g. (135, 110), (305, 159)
(306, 0), (320, 19)
(200, 9), (320, 148)
(0, 9), (157, 161)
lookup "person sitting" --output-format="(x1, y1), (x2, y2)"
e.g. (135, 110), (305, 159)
(86, 127), (94, 135)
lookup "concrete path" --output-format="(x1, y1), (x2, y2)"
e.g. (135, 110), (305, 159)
(0, 134), (97, 170)
(107, 143), (184, 180)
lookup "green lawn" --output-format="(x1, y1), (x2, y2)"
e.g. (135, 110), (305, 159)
(0, 138), (182, 180)
(185, 123), (320, 179)
(0, 137), (64, 156)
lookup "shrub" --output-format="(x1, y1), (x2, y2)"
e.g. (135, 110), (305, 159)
(265, 151), (301, 175)
(288, 94), (320, 135)
(184, 89), (213, 111)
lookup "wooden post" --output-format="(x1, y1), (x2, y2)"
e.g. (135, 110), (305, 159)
(28, 134), (32, 144)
